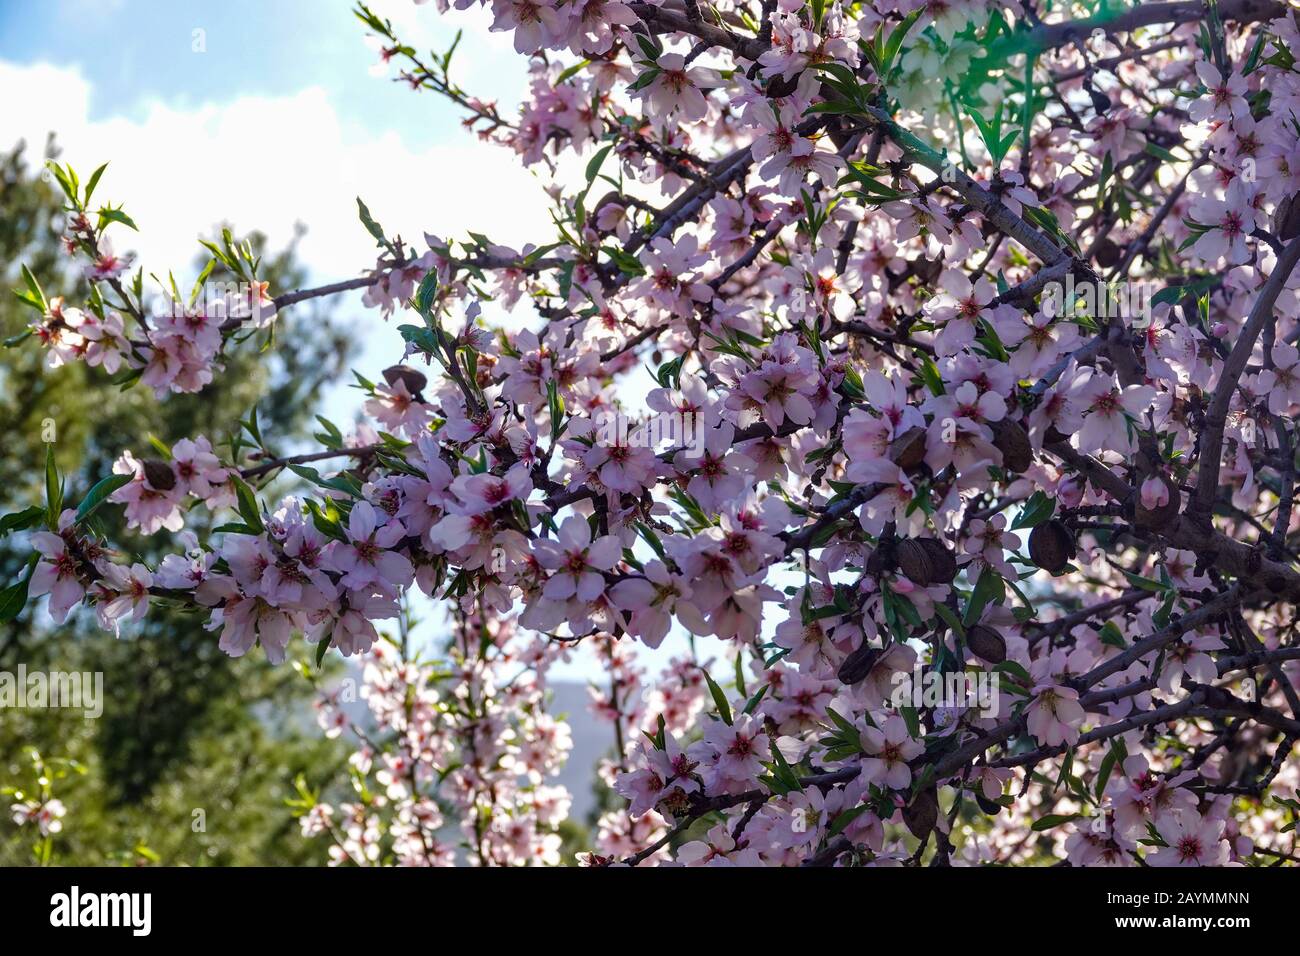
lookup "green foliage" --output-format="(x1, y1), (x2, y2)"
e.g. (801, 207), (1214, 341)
(0, 140), (355, 865)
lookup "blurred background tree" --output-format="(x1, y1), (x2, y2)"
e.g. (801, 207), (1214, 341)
(0, 139), (357, 865)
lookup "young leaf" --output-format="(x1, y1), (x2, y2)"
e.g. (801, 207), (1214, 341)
(44, 445), (63, 529)
(0, 506), (45, 537)
(702, 669), (733, 725)
(231, 476), (265, 533)
(1011, 490), (1055, 530)
(75, 474), (133, 524)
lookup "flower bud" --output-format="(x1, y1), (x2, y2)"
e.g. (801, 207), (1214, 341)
(1057, 476), (1084, 509)
(1135, 472), (1180, 530)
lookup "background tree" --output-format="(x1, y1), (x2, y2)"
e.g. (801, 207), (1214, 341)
(0, 139), (354, 865)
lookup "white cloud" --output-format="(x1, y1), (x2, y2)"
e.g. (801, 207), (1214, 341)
(0, 57), (553, 282)
(369, 1), (523, 80)
(0, 51), (561, 440)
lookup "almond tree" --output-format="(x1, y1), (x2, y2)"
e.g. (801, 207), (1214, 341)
(6, 0), (1300, 866)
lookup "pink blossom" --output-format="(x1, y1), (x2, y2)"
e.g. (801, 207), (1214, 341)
(858, 715), (924, 790)
(328, 501), (414, 593)
(1149, 808), (1229, 866)
(1026, 683), (1085, 747)
(28, 528), (87, 624)
(533, 515), (621, 602)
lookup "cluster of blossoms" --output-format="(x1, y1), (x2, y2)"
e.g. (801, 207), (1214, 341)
(3, 750), (83, 865)
(127, 284), (273, 399)
(8, 0), (1300, 865)
(576, 638), (710, 862)
(110, 437), (237, 534)
(296, 612), (573, 866)
(29, 295), (130, 376)
(20, 189), (275, 398)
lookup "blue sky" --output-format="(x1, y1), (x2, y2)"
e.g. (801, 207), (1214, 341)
(0, 0), (518, 149)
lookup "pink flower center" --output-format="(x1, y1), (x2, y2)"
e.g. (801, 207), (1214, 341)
(1177, 835), (1203, 861)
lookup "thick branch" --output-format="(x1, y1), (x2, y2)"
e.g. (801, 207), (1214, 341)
(1191, 237), (1300, 521)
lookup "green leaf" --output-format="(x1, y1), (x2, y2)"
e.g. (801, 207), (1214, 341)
(75, 474), (132, 524)
(827, 802), (869, 837)
(0, 556), (39, 623)
(414, 272), (440, 318)
(1143, 141), (1180, 164)
(627, 68), (661, 92)
(0, 506), (45, 537)
(767, 739), (803, 792)
(703, 670), (733, 725)
(146, 433), (173, 460)
(356, 197), (388, 247)
(1010, 490), (1055, 530)
(44, 445), (62, 529)
(46, 161), (79, 206)
(1151, 285), (1184, 307)
(0, 578), (31, 622)
(212, 523), (262, 536)
(809, 0), (825, 29)
(1095, 741), (1124, 799)
(933, 601), (966, 638)
(83, 162), (108, 206)
(288, 464), (363, 498)
(917, 357), (945, 396)
(546, 379), (566, 442)
(20, 265), (48, 312)
(96, 205), (138, 232)
(1098, 620), (1127, 649)
(634, 522), (666, 559)
(303, 499), (347, 542)
(994, 659), (1032, 685)
(585, 144), (614, 185)
(825, 705), (861, 739)
(633, 31), (662, 62)
(602, 245), (645, 277)
(963, 566), (1005, 627)
(555, 58), (591, 84)
(231, 476), (265, 533)
(1122, 569), (1167, 593)
(880, 8), (923, 74)
(742, 683), (769, 715)
(1031, 812), (1083, 832)
(900, 704), (921, 739)
(1023, 204), (1078, 254)
(397, 323), (439, 355)
(840, 162), (904, 199)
